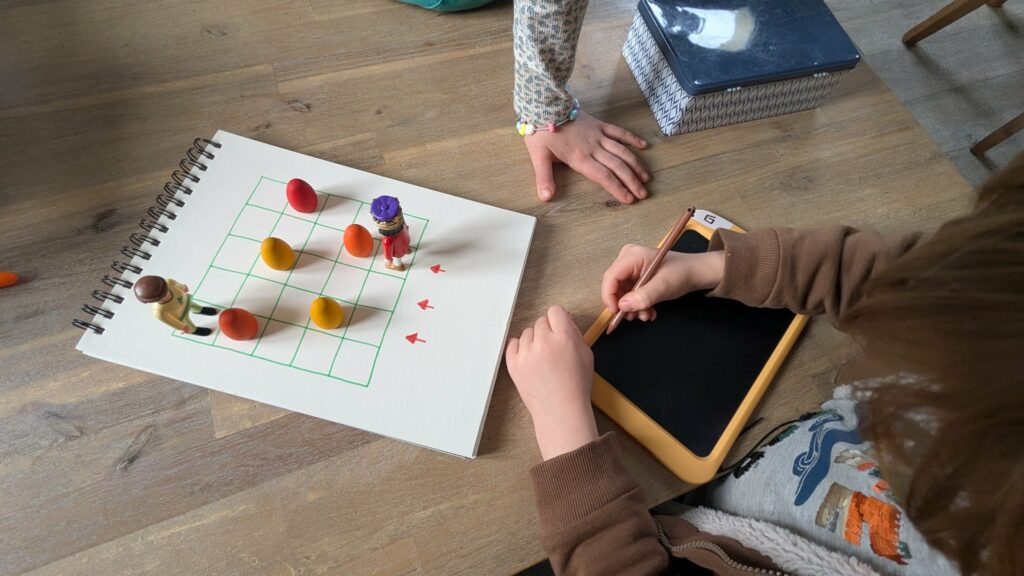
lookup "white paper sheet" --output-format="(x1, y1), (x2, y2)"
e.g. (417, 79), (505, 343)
(77, 131), (535, 457)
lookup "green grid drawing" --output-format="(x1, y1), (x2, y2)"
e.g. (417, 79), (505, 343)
(171, 176), (429, 388)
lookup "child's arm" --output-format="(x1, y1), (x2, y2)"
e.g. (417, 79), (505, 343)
(512, 0), (587, 131)
(603, 227), (923, 325)
(156, 308), (188, 333)
(513, 0), (649, 204)
(531, 434), (671, 575)
(708, 227), (923, 322)
(506, 306), (670, 575)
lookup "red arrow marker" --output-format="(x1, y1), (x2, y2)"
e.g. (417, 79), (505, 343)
(405, 332), (426, 344)
(417, 299), (434, 310)
(430, 264), (445, 274)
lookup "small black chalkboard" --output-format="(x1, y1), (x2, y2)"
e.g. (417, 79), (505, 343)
(591, 229), (796, 457)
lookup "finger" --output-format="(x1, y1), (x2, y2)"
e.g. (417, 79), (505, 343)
(601, 123), (648, 149)
(619, 272), (674, 312)
(521, 327), (534, 346)
(534, 313), (552, 335)
(650, 308), (658, 322)
(575, 156), (634, 204)
(529, 148), (556, 202)
(601, 248), (646, 311)
(595, 148), (647, 200)
(547, 305), (580, 336)
(601, 138), (649, 183)
(505, 337), (519, 359)
(625, 311), (638, 322)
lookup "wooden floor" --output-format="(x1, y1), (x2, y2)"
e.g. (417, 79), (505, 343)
(0, 1), (974, 575)
(829, 0), (1024, 185)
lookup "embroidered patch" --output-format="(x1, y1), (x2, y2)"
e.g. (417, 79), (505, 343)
(792, 409), (864, 505)
(815, 483), (911, 565)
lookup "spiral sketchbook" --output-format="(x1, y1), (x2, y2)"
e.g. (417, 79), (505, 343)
(74, 131), (536, 457)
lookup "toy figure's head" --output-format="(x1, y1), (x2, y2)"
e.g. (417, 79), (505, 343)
(134, 275), (170, 303)
(370, 195), (405, 237)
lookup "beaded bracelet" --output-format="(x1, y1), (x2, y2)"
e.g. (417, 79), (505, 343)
(516, 99), (580, 136)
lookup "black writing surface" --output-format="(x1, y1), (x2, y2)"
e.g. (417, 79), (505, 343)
(591, 230), (795, 457)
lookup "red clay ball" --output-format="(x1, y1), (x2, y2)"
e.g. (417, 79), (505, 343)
(218, 308), (259, 341)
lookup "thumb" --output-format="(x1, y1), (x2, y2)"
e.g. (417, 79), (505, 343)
(618, 275), (673, 312)
(529, 149), (556, 202)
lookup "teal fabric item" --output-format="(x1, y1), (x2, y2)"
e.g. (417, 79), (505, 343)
(398, 0), (498, 12)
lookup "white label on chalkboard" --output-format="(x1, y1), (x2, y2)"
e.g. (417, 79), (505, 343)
(694, 209), (734, 231)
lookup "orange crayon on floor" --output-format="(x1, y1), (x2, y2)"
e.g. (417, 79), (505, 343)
(0, 272), (19, 288)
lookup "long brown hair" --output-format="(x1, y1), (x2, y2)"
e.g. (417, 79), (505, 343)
(843, 152), (1024, 575)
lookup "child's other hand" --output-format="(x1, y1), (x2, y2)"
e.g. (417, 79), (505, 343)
(524, 111), (649, 205)
(602, 245), (725, 321)
(505, 306), (598, 460)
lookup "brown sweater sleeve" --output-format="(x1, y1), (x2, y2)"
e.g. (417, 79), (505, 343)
(530, 433), (670, 576)
(707, 226), (923, 323)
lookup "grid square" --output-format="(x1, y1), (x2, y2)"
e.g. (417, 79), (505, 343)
(284, 191), (329, 221)
(340, 306), (391, 346)
(234, 276), (285, 318)
(271, 215), (315, 249)
(270, 286), (316, 326)
(252, 320), (305, 364)
(194, 267), (247, 308)
(288, 252), (336, 294)
(330, 340), (377, 385)
(322, 265), (368, 303)
(358, 273), (404, 310)
(316, 195), (363, 231)
(303, 224), (344, 262)
(248, 178), (287, 211)
(212, 314), (268, 355)
(231, 205), (279, 241)
(213, 235), (260, 273)
(251, 216), (314, 283)
(406, 215), (428, 246)
(292, 330), (342, 374)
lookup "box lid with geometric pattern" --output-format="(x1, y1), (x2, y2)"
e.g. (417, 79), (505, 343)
(638, 0), (860, 95)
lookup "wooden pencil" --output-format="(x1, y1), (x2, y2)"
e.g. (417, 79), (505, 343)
(605, 206), (695, 336)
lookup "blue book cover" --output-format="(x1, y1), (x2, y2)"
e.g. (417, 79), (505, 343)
(638, 0), (861, 95)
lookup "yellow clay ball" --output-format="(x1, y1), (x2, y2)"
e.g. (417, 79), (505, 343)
(260, 237), (295, 271)
(310, 297), (344, 330)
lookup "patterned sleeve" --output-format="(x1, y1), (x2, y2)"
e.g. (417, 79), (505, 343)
(513, 0), (589, 124)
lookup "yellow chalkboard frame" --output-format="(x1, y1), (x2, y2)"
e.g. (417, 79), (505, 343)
(583, 213), (808, 484)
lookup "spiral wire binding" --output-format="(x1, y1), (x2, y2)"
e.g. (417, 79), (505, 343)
(72, 137), (221, 335)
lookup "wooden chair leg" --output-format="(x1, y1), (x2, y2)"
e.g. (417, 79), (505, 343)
(902, 0), (991, 46)
(971, 113), (1024, 155)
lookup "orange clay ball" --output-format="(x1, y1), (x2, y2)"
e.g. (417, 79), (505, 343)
(343, 224), (373, 258)
(218, 308), (259, 341)
(0, 272), (18, 288)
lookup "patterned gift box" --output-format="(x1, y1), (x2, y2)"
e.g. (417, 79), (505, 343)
(623, 8), (855, 136)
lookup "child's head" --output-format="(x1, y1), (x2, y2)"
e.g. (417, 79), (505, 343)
(133, 276), (170, 303)
(844, 152), (1024, 575)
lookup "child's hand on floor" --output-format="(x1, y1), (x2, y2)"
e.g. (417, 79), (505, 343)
(506, 306), (598, 460)
(602, 245), (725, 322)
(524, 111), (649, 205)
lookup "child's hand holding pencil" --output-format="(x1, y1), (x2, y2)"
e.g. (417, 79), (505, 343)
(602, 245), (724, 327)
